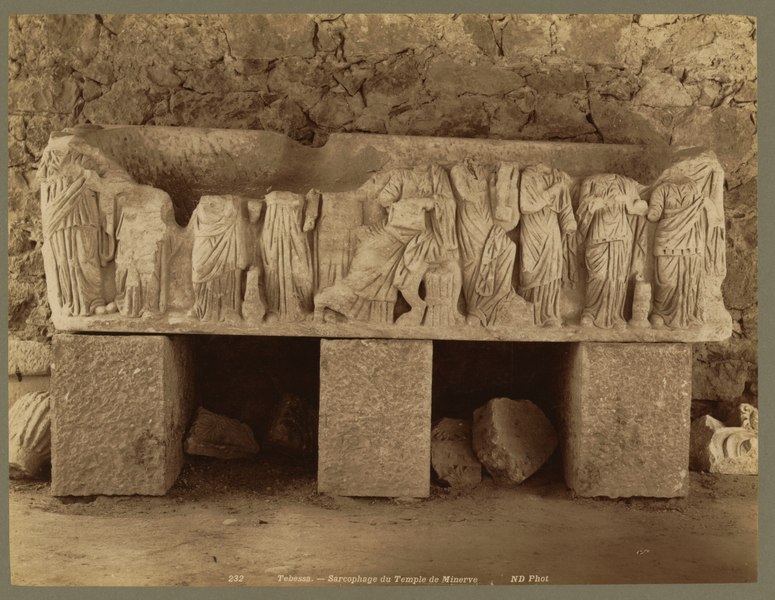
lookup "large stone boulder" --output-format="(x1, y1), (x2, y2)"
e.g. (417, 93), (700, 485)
(472, 398), (557, 485)
(431, 418), (482, 488)
(184, 407), (260, 459)
(9, 390), (51, 479)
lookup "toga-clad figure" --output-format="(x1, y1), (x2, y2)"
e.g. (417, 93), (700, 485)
(449, 160), (524, 327)
(261, 190), (319, 322)
(39, 137), (117, 317)
(517, 165), (578, 327)
(647, 176), (707, 329)
(189, 195), (252, 322)
(576, 174), (648, 329)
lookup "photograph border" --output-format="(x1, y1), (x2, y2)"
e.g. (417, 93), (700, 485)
(2, 0), (770, 598)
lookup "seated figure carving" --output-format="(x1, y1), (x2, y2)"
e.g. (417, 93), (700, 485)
(314, 165), (464, 326)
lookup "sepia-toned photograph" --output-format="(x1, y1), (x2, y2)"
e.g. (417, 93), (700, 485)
(6, 8), (759, 590)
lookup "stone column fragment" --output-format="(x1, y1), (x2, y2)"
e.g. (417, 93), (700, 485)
(561, 342), (691, 498)
(51, 334), (195, 496)
(318, 339), (432, 497)
(9, 391), (51, 479)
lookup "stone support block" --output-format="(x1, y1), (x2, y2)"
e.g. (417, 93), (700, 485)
(50, 334), (195, 496)
(562, 342), (692, 498)
(318, 339), (432, 497)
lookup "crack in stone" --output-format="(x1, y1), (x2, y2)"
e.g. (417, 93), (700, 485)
(549, 19), (558, 54)
(489, 20), (504, 57)
(218, 24), (234, 61)
(312, 22), (321, 57)
(583, 75), (605, 143)
(94, 14), (117, 37)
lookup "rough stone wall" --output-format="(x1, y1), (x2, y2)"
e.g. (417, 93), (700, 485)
(7, 14), (757, 409)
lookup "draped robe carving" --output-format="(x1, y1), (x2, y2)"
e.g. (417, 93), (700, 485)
(314, 165), (462, 325)
(576, 174), (648, 329)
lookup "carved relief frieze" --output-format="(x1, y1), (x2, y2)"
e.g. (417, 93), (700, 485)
(40, 127), (733, 342)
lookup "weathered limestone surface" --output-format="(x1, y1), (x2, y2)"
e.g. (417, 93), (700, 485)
(473, 398), (558, 485)
(431, 418), (482, 488)
(8, 339), (51, 376)
(183, 407), (260, 459)
(562, 343), (692, 498)
(9, 14), (757, 409)
(318, 339), (432, 497)
(9, 390), (51, 479)
(50, 334), (195, 496)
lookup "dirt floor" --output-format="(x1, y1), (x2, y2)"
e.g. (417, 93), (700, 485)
(9, 454), (758, 587)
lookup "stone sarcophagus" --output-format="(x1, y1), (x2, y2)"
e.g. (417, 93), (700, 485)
(41, 125), (730, 341)
(41, 125), (733, 499)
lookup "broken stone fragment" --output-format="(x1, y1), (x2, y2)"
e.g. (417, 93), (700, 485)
(264, 394), (317, 456)
(472, 398), (558, 485)
(431, 418), (482, 488)
(184, 407), (260, 459)
(9, 391), (51, 479)
(690, 407), (758, 475)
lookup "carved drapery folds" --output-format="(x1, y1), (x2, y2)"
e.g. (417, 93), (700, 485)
(40, 135), (121, 317)
(517, 165), (578, 327)
(576, 174), (648, 329)
(39, 128), (732, 341)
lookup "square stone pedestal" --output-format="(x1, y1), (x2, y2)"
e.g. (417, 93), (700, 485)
(561, 343), (692, 498)
(318, 339), (432, 497)
(51, 334), (195, 496)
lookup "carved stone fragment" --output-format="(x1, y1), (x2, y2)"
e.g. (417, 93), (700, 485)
(184, 407), (261, 460)
(431, 418), (482, 488)
(264, 394), (317, 456)
(472, 397), (558, 485)
(9, 391), (51, 479)
(690, 405), (758, 475)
